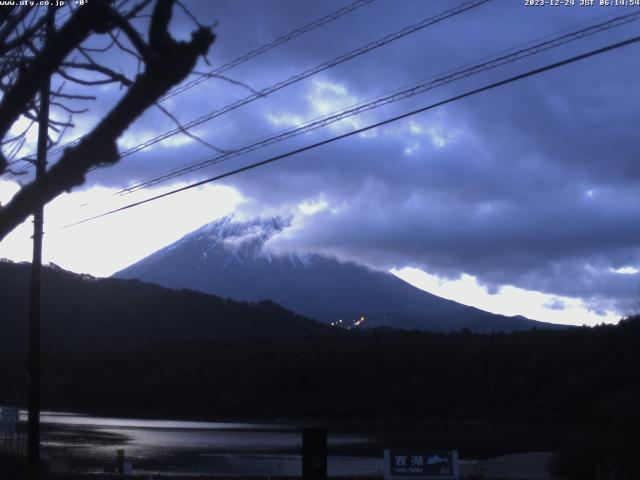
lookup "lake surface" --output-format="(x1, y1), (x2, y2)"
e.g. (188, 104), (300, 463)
(19, 411), (384, 476)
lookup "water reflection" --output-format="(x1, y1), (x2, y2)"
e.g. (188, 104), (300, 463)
(21, 411), (382, 476)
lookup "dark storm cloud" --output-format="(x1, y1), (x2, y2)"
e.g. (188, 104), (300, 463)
(82, 0), (640, 316)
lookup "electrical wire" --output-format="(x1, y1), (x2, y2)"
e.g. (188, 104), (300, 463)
(64, 33), (640, 228)
(115, 9), (640, 196)
(27, 0), (378, 163)
(160, 0), (376, 102)
(115, 0), (492, 159)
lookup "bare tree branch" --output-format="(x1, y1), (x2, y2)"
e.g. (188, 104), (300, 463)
(125, 0), (154, 19)
(80, 37), (117, 53)
(3, 167), (28, 177)
(4, 134), (28, 164)
(56, 68), (125, 86)
(51, 91), (96, 101)
(1, 118), (35, 145)
(0, 13), (47, 57)
(106, 8), (155, 62)
(48, 118), (73, 129)
(0, 0), (216, 241)
(176, 0), (203, 28)
(0, 6), (30, 45)
(154, 102), (228, 153)
(191, 70), (264, 96)
(0, 0), (116, 163)
(49, 116), (73, 148)
(50, 102), (90, 115)
(59, 62), (134, 86)
(108, 29), (144, 62)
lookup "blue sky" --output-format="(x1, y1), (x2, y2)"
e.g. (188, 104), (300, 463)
(1, 0), (640, 325)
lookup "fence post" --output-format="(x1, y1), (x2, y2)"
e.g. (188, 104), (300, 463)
(302, 428), (327, 480)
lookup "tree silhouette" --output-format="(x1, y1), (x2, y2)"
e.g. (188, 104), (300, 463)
(0, 0), (215, 241)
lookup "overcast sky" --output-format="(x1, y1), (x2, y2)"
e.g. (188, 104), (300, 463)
(1, 0), (639, 326)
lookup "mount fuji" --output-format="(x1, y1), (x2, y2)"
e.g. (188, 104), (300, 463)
(115, 215), (557, 332)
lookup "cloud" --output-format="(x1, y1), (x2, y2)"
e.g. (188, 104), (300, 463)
(544, 298), (567, 311)
(392, 267), (620, 326)
(0, 181), (243, 277)
(6, 1), (639, 323)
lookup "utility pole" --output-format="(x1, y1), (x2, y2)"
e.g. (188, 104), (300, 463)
(27, 7), (53, 479)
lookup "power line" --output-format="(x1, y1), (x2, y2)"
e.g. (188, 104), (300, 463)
(160, 0), (376, 102)
(4, 0), (490, 184)
(65, 33), (640, 229)
(115, 9), (640, 196)
(115, 0), (492, 159)
(21, 0), (378, 165)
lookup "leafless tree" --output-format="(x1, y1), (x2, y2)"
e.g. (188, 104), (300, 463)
(0, 0), (215, 241)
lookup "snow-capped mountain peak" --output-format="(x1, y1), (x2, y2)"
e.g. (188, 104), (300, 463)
(115, 215), (554, 332)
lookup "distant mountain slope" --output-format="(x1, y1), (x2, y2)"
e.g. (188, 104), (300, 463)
(115, 216), (559, 332)
(0, 259), (325, 354)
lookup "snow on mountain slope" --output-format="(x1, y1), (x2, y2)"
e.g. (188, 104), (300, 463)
(115, 215), (558, 332)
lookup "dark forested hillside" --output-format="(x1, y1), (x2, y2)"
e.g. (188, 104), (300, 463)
(0, 260), (326, 354)
(2, 276), (638, 477)
(2, 258), (638, 436)
(1, 314), (638, 428)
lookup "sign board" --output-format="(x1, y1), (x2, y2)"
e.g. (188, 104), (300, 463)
(384, 450), (459, 480)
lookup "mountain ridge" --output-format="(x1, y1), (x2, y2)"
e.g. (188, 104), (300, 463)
(115, 215), (561, 332)
(0, 259), (327, 354)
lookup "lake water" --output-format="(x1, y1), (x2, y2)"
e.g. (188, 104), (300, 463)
(18, 411), (384, 476)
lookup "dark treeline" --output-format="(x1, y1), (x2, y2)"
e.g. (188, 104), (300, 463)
(2, 318), (639, 478)
(1, 317), (638, 425)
